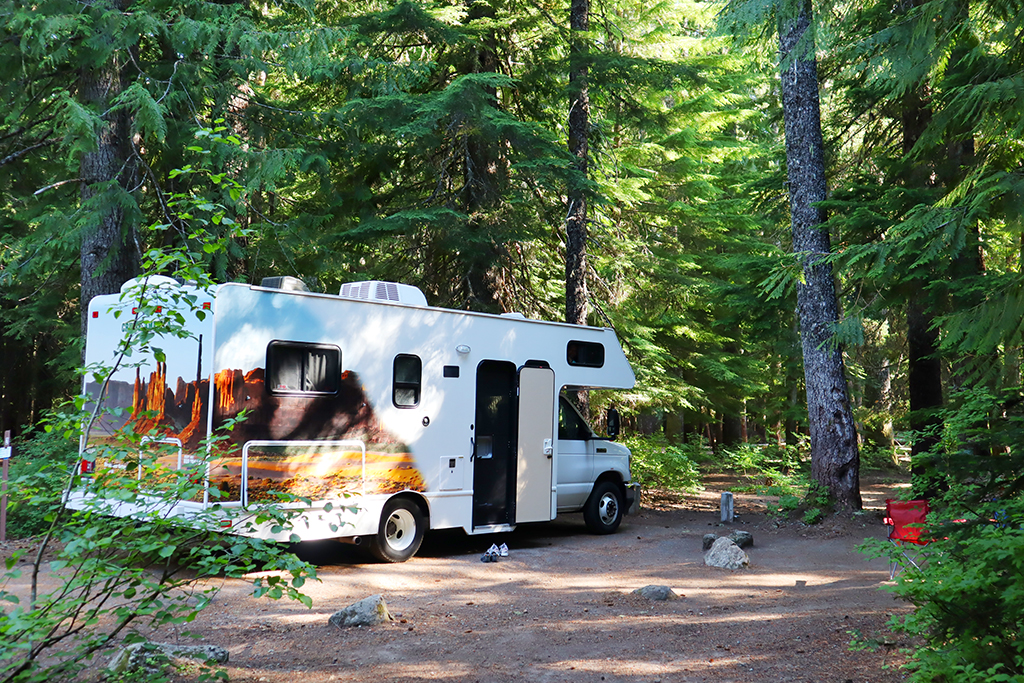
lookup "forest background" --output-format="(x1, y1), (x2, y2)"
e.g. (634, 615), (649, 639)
(4, 0), (1024, 491)
(1, 0), (1023, 679)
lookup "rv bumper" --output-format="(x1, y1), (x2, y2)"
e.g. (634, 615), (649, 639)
(625, 483), (641, 515)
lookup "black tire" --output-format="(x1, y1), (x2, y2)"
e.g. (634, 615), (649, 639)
(369, 497), (425, 563)
(583, 481), (624, 534)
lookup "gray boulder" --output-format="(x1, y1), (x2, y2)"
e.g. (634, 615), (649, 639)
(329, 594), (394, 628)
(704, 536), (750, 570)
(108, 641), (228, 677)
(702, 533), (718, 551)
(632, 585), (680, 601)
(728, 530), (754, 549)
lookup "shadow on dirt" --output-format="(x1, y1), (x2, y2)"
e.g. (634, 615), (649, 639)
(290, 515), (593, 566)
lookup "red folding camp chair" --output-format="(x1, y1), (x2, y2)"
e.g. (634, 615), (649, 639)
(884, 499), (931, 579)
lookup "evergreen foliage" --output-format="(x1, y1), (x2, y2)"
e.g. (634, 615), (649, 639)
(3, 0), (1024, 671)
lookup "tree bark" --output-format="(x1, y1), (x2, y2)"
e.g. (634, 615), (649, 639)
(79, 0), (139, 339)
(778, 0), (861, 509)
(566, 0), (590, 415)
(463, 1), (506, 311)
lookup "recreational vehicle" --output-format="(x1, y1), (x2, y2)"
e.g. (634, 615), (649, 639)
(74, 276), (639, 561)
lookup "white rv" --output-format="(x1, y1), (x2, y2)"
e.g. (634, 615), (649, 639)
(75, 276), (638, 561)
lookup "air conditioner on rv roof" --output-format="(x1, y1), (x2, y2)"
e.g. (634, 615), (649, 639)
(339, 281), (428, 307)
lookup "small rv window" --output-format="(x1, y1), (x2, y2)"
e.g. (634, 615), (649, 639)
(267, 342), (340, 395)
(393, 354), (422, 408)
(566, 340), (605, 368)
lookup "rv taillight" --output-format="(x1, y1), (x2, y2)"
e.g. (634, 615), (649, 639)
(80, 459), (95, 474)
(92, 311), (98, 318)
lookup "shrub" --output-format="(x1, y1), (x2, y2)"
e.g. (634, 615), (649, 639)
(863, 498), (1024, 681)
(0, 139), (319, 683)
(721, 442), (809, 499)
(4, 428), (75, 539)
(624, 434), (703, 491)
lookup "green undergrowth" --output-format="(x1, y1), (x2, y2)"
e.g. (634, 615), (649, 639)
(715, 442), (832, 524)
(4, 427), (77, 539)
(859, 495), (1024, 682)
(623, 434), (703, 492)
(720, 442), (809, 495)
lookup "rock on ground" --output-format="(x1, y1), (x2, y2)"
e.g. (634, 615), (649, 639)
(704, 536), (750, 569)
(702, 533), (718, 551)
(632, 585), (681, 601)
(729, 530), (754, 548)
(108, 641), (229, 677)
(329, 594), (394, 628)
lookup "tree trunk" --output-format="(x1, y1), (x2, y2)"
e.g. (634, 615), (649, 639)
(462, 0), (505, 310)
(899, 15), (944, 486)
(778, 0), (861, 510)
(722, 413), (743, 447)
(566, 0), (590, 415)
(79, 0), (139, 339)
(664, 410), (684, 444)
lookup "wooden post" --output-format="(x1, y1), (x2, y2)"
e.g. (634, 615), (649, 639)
(720, 491), (734, 524)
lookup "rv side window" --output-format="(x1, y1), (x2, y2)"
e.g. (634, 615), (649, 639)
(393, 354), (422, 408)
(558, 396), (593, 440)
(267, 342), (340, 395)
(566, 340), (605, 368)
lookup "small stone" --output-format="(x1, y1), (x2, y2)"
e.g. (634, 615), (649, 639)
(702, 533), (718, 551)
(728, 530), (754, 549)
(329, 594), (394, 628)
(632, 585), (680, 601)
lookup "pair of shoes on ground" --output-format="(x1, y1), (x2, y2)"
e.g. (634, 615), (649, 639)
(481, 543), (509, 562)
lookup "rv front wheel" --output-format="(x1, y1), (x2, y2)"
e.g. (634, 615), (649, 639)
(370, 498), (425, 562)
(583, 481), (624, 534)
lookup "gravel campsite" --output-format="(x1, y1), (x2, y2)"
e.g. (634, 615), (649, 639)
(10, 473), (911, 683)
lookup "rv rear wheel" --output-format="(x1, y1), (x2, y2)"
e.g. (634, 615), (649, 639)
(583, 481), (624, 534)
(369, 498), (425, 563)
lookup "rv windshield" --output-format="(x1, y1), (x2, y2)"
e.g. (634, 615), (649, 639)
(558, 396), (594, 441)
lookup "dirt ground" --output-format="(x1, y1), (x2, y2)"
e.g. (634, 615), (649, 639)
(5, 473), (916, 682)
(148, 472), (914, 683)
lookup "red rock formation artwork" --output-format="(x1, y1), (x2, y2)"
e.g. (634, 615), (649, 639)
(206, 367), (424, 502)
(87, 359), (424, 503)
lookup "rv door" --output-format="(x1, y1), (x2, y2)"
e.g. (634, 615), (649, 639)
(515, 366), (555, 523)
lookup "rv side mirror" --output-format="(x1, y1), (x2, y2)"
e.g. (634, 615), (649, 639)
(606, 407), (620, 439)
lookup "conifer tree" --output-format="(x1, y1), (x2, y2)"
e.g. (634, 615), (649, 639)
(719, 0), (861, 507)
(777, 0), (860, 509)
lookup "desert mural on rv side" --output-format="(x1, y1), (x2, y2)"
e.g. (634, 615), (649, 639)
(87, 360), (424, 502)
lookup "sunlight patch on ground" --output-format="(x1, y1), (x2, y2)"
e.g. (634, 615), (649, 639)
(547, 659), (691, 675)
(371, 662), (476, 679)
(275, 612), (329, 626)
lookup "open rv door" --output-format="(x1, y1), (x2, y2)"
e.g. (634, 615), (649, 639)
(515, 365), (555, 523)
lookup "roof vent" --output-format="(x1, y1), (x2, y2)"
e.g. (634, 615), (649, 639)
(260, 276), (309, 292)
(339, 281), (428, 307)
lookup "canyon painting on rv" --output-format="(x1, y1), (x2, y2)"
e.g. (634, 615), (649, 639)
(85, 337), (424, 503)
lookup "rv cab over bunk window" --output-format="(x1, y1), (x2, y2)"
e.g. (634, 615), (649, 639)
(393, 354), (422, 407)
(267, 342), (341, 395)
(566, 340), (605, 368)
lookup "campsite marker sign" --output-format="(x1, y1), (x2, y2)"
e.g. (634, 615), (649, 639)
(0, 430), (10, 542)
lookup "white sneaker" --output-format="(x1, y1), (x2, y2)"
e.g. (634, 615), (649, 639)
(487, 543), (500, 556)
(498, 543), (509, 557)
